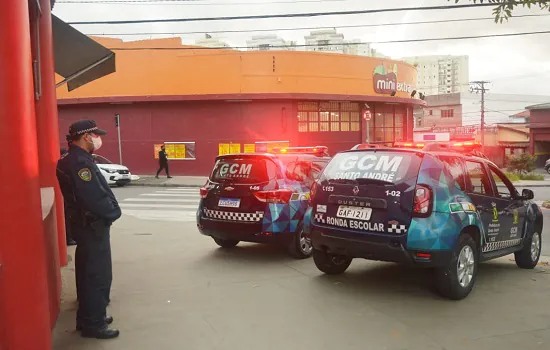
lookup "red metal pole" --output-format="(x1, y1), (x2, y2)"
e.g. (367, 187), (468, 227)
(36, 0), (68, 269)
(0, 1), (52, 349)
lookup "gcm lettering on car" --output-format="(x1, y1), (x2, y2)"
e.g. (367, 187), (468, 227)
(406, 155), (485, 251)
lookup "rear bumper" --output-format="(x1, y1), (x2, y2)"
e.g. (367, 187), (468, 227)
(311, 226), (452, 267)
(197, 216), (294, 244)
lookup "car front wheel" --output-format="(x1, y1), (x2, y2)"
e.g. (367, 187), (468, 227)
(435, 233), (478, 300)
(313, 248), (352, 275)
(515, 231), (541, 269)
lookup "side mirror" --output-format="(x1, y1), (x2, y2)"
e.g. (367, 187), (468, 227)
(522, 189), (534, 200)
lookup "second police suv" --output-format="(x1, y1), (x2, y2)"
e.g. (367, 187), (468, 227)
(197, 146), (331, 258)
(304, 142), (543, 299)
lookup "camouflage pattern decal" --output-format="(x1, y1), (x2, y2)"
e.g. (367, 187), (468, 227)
(407, 155), (484, 250)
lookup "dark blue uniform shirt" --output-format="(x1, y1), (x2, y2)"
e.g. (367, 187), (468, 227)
(57, 145), (121, 224)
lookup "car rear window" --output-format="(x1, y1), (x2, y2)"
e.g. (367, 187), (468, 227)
(320, 151), (418, 183)
(210, 156), (278, 184)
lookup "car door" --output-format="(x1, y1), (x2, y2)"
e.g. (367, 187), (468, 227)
(463, 160), (501, 249)
(486, 164), (526, 244)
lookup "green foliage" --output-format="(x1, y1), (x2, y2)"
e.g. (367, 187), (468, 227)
(519, 173), (545, 181)
(451, 0), (550, 23)
(506, 153), (537, 175)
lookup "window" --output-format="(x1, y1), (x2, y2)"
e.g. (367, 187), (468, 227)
(441, 109), (454, 118)
(429, 110), (433, 116)
(297, 101), (360, 132)
(488, 166), (516, 199)
(438, 156), (466, 191)
(465, 161), (491, 195)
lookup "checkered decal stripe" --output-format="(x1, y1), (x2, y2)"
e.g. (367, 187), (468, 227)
(482, 238), (522, 252)
(388, 224), (407, 234)
(204, 209), (263, 222)
(314, 213), (325, 224)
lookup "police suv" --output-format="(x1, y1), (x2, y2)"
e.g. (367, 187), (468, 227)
(305, 144), (543, 299)
(197, 146), (331, 258)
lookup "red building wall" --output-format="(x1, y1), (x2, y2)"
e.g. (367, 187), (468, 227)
(58, 100), (412, 176)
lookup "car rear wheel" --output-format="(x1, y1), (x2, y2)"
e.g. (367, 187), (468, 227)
(213, 237), (239, 248)
(546, 166), (550, 174)
(435, 233), (478, 300)
(313, 248), (352, 275)
(515, 231), (541, 269)
(288, 226), (313, 259)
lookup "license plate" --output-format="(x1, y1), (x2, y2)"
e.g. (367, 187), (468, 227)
(218, 198), (241, 208)
(122, 174), (129, 178)
(337, 206), (372, 221)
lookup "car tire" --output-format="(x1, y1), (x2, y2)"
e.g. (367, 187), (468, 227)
(546, 166), (550, 175)
(288, 225), (313, 259)
(313, 248), (352, 275)
(435, 233), (478, 300)
(212, 237), (239, 248)
(515, 231), (541, 269)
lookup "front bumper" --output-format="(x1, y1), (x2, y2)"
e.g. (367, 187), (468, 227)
(105, 173), (132, 184)
(311, 226), (452, 267)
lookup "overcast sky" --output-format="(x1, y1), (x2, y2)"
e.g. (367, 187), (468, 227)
(53, 0), (550, 118)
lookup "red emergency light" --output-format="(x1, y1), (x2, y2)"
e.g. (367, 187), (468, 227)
(274, 146), (329, 156)
(393, 141), (425, 149)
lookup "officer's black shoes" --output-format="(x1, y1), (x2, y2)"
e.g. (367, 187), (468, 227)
(77, 316), (114, 331)
(167, 176), (173, 178)
(81, 327), (120, 339)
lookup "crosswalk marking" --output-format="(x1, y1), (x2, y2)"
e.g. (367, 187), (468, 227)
(118, 187), (200, 222)
(141, 193), (197, 197)
(123, 198), (199, 203)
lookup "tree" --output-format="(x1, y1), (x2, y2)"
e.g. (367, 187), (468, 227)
(506, 153), (537, 175)
(450, 0), (550, 23)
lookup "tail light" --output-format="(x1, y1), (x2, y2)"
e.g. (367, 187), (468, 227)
(253, 189), (293, 203)
(200, 187), (209, 199)
(309, 180), (319, 202)
(412, 184), (432, 217)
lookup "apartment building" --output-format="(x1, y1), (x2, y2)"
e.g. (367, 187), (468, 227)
(195, 34), (231, 48)
(400, 55), (469, 95)
(246, 34), (295, 51)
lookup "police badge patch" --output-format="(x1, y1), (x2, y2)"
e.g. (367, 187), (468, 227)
(78, 168), (92, 181)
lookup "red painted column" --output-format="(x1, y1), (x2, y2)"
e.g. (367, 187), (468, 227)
(0, 1), (52, 349)
(36, 0), (67, 269)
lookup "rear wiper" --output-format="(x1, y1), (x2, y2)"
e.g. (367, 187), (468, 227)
(356, 178), (392, 186)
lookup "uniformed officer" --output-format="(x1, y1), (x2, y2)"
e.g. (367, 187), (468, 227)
(56, 120), (121, 339)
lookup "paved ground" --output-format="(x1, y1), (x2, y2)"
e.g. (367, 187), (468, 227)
(53, 187), (550, 350)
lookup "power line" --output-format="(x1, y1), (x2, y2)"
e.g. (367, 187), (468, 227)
(84, 13), (550, 36)
(65, 3), (496, 25)
(58, 0), (349, 4)
(105, 30), (550, 50)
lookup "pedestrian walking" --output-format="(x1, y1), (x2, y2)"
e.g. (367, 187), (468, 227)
(156, 144), (172, 178)
(56, 120), (121, 339)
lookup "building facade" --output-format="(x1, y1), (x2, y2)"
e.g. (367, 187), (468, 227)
(56, 37), (423, 176)
(527, 103), (550, 166)
(400, 55), (469, 95)
(246, 34), (295, 51)
(195, 34), (231, 48)
(415, 93), (463, 128)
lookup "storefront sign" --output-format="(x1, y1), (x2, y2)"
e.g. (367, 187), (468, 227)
(373, 63), (414, 95)
(244, 144), (255, 153)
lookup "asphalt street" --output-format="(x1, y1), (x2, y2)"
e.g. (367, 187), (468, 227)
(52, 186), (550, 350)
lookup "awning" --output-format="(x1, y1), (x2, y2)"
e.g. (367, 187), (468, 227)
(52, 14), (115, 91)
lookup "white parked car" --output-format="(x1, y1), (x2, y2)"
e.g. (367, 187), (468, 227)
(92, 154), (132, 187)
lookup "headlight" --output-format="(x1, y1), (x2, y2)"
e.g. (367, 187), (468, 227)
(102, 168), (117, 174)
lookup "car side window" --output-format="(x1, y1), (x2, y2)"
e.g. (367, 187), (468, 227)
(488, 166), (515, 199)
(465, 161), (492, 196)
(438, 156), (466, 191)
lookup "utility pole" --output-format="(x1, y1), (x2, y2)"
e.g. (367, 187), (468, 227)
(114, 113), (122, 164)
(469, 81), (490, 152)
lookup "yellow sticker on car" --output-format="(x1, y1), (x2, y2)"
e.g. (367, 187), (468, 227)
(78, 168), (92, 182)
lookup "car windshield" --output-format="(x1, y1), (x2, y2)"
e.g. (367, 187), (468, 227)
(320, 151), (418, 184)
(93, 155), (113, 165)
(209, 156), (278, 184)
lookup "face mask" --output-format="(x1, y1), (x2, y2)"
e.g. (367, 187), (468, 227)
(89, 135), (103, 151)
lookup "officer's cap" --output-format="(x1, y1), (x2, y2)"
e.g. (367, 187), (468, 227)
(68, 120), (107, 138)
